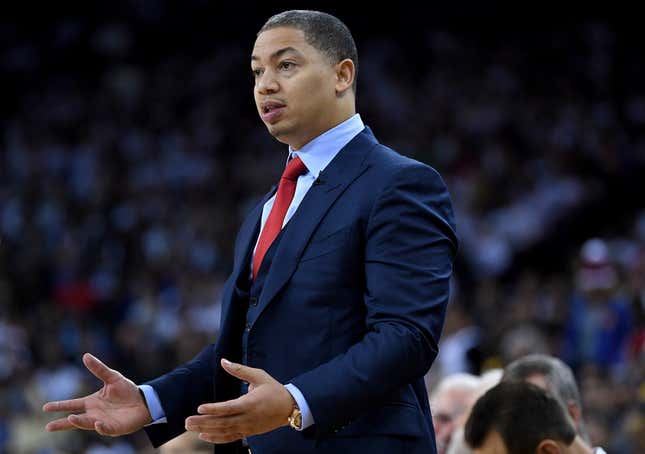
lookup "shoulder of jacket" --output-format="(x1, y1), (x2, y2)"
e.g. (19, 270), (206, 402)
(367, 144), (440, 181)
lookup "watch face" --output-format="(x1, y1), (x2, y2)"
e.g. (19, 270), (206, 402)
(290, 409), (302, 429)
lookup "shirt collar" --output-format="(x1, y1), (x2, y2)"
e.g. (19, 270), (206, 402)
(287, 113), (364, 177)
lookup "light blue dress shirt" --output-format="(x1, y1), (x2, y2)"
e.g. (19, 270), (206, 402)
(140, 113), (365, 431)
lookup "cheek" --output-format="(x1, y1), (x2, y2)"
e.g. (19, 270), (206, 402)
(300, 88), (332, 120)
(292, 75), (331, 104)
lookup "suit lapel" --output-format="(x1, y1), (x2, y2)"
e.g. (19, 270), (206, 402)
(253, 127), (379, 321)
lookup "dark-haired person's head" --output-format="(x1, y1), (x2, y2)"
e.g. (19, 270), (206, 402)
(252, 10), (358, 150)
(503, 354), (589, 442)
(465, 382), (592, 454)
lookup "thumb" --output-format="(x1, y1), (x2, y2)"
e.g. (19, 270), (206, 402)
(83, 353), (121, 385)
(221, 358), (266, 384)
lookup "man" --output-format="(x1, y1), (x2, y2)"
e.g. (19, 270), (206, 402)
(563, 238), (632, 372)
(43, 10), (458, 453)
(503, 354), (589, 441)
(429, 373), (480, 454)
(444, 368), (503, 454)
(464, 382), (593, 454)
(502, 354), (607, 453)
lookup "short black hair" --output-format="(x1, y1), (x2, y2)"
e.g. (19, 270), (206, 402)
(465, 381), (577, 454)
(258, 10), (358, 93)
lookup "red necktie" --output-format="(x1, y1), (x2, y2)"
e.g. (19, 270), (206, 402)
(253, 156), (308, 280)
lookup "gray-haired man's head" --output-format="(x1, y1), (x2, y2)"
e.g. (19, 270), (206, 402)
(503, 354), (589, 443)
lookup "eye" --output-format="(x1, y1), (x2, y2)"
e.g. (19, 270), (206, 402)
(252, 68), (263, 77)
(279, 61), (295, 71)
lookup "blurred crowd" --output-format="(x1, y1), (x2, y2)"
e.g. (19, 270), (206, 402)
(1, 4), (644, 453)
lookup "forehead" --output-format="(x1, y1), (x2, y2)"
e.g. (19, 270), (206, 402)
(433, 387), (473, 410)
(251, 27), (313, 61)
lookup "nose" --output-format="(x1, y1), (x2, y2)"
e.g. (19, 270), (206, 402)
(256, 69), (279, 94)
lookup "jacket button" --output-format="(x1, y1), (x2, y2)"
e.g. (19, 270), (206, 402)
(245, 322), (251, 332)
(249, 297), (258, 307)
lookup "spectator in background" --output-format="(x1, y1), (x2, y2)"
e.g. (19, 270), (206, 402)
(430, 373), (481, 454)
(563, 238), (633, 373)
(465, 381), (594, 454)
(444, 368), (503, 454)
(503, 354), (590, 443)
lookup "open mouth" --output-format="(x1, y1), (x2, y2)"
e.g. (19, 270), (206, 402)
(262, 102), (286, 113)
(261, 102), (286, 123)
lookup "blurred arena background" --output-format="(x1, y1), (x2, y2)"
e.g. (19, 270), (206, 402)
(0, 1), (643, 452)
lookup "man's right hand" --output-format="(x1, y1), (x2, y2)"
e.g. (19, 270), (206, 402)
(43, 353), (153, 436)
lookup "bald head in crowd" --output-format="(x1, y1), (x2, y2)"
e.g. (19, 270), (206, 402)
(430, 373), (481, 454)
(465, 381), (593, 454)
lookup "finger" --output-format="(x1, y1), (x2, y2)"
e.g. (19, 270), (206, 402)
(197, 396), (249, 416)
(199, 431), (245, 444)
(67, 414), (98, 431)
(45, 417), (77, 432)
(220, 358), (266, 384)
(185, 414), (247, 433)
(43, 398), (86, 413)
(83, 353), (121, 384)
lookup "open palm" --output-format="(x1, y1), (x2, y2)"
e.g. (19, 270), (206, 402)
(43, 353), (152, 436)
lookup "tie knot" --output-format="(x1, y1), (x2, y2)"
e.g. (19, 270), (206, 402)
(282, 156), (308, 181)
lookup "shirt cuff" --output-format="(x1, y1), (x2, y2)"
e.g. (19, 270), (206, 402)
(284, 383), (314, 430)
(138, 384), (168, 425)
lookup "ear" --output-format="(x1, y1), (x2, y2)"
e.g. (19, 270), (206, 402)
(334, 58), (355, 95)
(567, 401), (582, 425)
(536, 439), (561, 454)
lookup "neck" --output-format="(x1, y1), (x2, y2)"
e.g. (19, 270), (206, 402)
(569, 436), (594, 454)
(290, 107), (356, 150)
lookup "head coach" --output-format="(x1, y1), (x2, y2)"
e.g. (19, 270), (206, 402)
(44, 9), (458, 454)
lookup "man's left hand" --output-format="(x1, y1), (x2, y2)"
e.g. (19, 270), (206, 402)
(185, 358), (295, 444)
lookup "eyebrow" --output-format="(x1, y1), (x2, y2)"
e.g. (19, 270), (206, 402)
(251, 46), (303, 62)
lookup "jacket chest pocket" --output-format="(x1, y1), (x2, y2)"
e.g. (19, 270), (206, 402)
(299, 225), (352, 263)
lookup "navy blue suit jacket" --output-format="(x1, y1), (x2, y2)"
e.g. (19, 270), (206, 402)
(144, 126), (458, 453)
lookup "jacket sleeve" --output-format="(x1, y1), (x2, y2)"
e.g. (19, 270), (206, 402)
(290, 162), (458, 438)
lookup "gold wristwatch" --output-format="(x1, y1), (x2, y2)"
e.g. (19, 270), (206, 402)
(287, 402), (302, 430)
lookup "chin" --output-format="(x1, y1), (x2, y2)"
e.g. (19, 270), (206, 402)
(267, 123), (293, 142)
